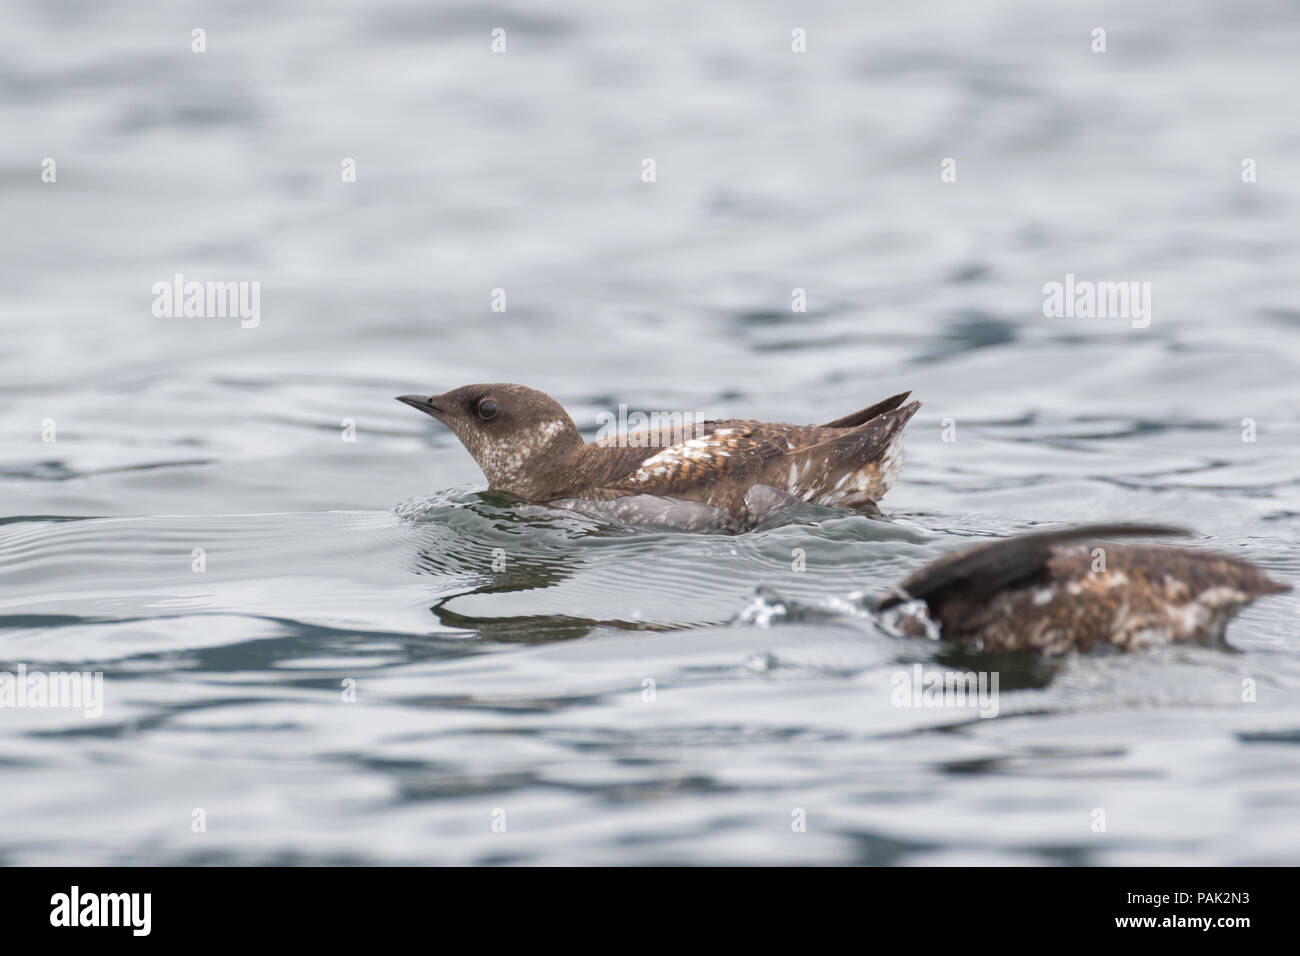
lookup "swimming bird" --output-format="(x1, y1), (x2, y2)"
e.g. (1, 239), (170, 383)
(878, 524), (1288, 653)
(397, 383), (919, 523)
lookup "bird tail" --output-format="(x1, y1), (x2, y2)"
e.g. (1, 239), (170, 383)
(820, 391), (913, 429)
(822, 399), (921, 467)
(786, 400), (921, 511)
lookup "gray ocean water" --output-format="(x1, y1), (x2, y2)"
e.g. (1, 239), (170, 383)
(2, 0), (1299, 865)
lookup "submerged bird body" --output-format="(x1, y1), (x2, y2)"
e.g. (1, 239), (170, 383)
(881, 525), (1288, 653)
(397, 383), (919, 521)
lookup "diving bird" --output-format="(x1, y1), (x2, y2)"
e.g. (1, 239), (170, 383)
(397, 383), (920, 522)
(878, 524), (1289, 653)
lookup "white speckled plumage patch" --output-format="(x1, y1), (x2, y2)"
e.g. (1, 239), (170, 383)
(624, 436), (734, 483)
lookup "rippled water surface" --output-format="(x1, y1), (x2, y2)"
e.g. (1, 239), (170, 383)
(2, 0), (1300, 864)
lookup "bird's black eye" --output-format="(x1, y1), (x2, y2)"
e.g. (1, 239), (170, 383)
(477, 399), (500, 420)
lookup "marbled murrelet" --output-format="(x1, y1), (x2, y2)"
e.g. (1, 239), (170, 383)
(397, 383), (920, 522)
(878, 524), (1289, 653)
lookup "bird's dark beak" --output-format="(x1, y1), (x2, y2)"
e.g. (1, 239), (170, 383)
(396, 394), (445, 419)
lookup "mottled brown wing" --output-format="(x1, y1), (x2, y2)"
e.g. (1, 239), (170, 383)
(700, 419), (834, 451)
(600, 423), (787, 495)
(1050, 544), (1292, 600)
